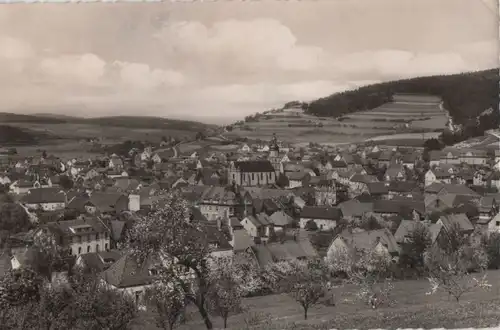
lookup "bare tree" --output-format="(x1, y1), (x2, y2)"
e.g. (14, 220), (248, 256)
(326, 247), (395, 309)
(144, 283), (186, 330)
(424, 241), (491, 302)
(263, 259), (332, 320)
(126, 191), (215, 329)
(206, 257), (244, 328)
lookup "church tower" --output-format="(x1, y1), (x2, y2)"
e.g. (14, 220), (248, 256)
(269, 133), (281, 173)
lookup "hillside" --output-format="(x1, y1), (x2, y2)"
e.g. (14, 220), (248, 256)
(0, 125), (54, 145)
(0, 113), (214, 131)
(306, 69), (499, 125)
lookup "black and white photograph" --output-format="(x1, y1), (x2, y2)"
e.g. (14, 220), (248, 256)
(0, 0), (498, 329)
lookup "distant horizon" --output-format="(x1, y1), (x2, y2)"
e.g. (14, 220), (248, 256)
(0, 0), (497, 120)
(14, 67), (499, 125)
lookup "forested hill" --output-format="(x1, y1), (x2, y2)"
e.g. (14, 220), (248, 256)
(306, 69), (499, 125)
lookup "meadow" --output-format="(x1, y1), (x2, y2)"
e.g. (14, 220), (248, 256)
(228, 98), (448, 146)
(134, 270), (500, 330)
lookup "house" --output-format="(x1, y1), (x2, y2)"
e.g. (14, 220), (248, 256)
(486, 171), (500, 191)
(108, 156), (124, 170)
(459, 149), (488, 165)
(439, 149), (460, 165)
(75, 250), (122, 273)
(326, 228), (400, 263)
(401, 153), (418, 169)
(428, 151), (442, 167)
(101, 253), (155, 306)
(21, 188), (67, 211)
(476, 212), (500, 236)
(9, 180), (35, 195)
(286, 171), (309, 189)
(394, 220), (422, 244)
(34, 216), (111, 256)
(239, 143), (251, 153)
(268, 210), (294, 231)
(198, 186), (245, 221)
(430, 213), (474, 245)
(89, 192), (130, 214)
(252, 230), (318, 268)
(338, 199), (373, 221)
(384, 164), (406, 181)
(299, 206), (343, 231)
(228, 161), (277, 187)
(240, 213), (272, 240)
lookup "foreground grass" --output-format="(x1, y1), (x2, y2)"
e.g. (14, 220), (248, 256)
(133, 270), (500, 330)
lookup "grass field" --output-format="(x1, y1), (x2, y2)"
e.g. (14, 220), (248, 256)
(10, 122), (196, 143)
(133, 270), (500, 330)
(229, 98), (448, 145)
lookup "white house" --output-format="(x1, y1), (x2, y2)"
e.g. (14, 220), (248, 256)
(21, 188), (67, 211)
(299, 206), (342, 231)
(34, 216), (111, 256)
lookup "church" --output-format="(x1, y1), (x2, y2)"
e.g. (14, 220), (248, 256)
(227, 133), (281, 187)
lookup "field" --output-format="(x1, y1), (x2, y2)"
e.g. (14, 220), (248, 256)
(228, 98), (448, 145)
(2, 121), (205, 159)
(134, 270), (500, 330)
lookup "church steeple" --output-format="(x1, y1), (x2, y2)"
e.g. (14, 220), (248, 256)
(270, 133), (279, 157)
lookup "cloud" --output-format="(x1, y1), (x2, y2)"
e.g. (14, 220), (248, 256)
(0, 36), (35, 60)
(39, 53), (106, 86)
(113, 61), (186, 90)
(156, 19), (326, 76)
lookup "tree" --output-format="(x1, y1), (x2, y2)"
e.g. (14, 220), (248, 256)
(424, 240), (491, 302)
(145, 283), (186, 330)
(0, 267), (44, 308)
(482, 233), (500, 269)
(326, 247), (394, 309)
(304, 220), (318, 231)
(72, 273), (137, 330)
(398, 223), (432, 277)
(126, 191), (215, 329)
(0, 202), (32, 234)
(423, 138), (442, 151)
(59, 175), (74, 190)
(206, 257), (244, 328)
(275, 173), (289, 188)
(32, 231), (71, 281)
(263, 259), (332, 320)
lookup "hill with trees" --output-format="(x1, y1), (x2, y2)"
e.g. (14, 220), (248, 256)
(306, 69), (499, 126)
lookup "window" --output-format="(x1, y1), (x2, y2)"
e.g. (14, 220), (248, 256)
(496, 221), (500, 227)
(78, 247), (82, 255)
(87, 246), (91, 253)
(105, 243), (109, 250)
(96, 244), (100, 252)
(252, 173), (254, 180)
(105, 232), (108, 239)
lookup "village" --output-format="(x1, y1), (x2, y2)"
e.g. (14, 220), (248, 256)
(0, 93), (500, 329)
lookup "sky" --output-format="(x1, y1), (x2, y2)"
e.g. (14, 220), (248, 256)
(0, 0), (498, 124)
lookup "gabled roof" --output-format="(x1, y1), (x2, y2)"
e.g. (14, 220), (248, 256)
(21, 188), (66, 204)
(338, 200), (373, 218)
(439, 184), (480, 197)
(79, 250), (122, 273)
(300, 206), (342, 221)
(268, 211), (294, 227)
(438, 213), (474, 233)
(89, 192), (126, 212)
(334, 228), (399, 255)
(394, 220), (421, 243)
(234, 160), (275, 173)
(102, 253), (153, 288)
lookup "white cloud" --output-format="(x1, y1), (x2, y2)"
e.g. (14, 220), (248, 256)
(39, 53), (106, 86)
(156, 19), (326, 75)
(113, 61), (186, 90)
(0, 36), (34, 60)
